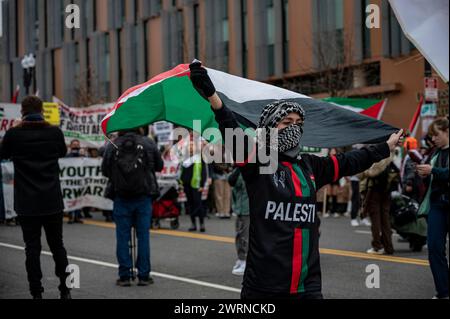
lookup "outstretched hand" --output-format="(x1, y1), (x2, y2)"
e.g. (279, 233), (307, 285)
(386, 129), (404, 152)
(189, 61), (222, 110)
(189, 61), (216, 99)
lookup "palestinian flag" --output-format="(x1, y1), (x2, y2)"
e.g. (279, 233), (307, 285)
(323, 97), (388, 120)
(102, 64), (397, 148)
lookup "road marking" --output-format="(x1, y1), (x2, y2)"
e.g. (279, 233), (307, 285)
(355, 230), (400, 237)
(81, 219), (429, 267)
(0, 242), (241, 294)
(320, 248), (428, 266)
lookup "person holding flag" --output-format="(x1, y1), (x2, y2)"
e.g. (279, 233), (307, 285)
(189, 62), (403, 299)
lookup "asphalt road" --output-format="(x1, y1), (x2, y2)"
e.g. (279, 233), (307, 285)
(0, 212), (437, 299)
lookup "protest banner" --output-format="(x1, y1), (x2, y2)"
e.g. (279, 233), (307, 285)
(152, 121), (174, 147)
(0, 103), (21, 138)
(1, 160), (16, 219)
(54, 97), (114, 148)
(43, 102), (61, 126)
(1, 158), (113, 213)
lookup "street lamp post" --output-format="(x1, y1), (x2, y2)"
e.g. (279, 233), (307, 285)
(21, 54), (36, 95)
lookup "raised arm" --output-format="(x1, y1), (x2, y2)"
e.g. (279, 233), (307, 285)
(309, 130), (403, 189)
(189, 63), (258, 177)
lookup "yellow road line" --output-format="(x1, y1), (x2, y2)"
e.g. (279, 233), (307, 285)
(81, 219), (429, 267)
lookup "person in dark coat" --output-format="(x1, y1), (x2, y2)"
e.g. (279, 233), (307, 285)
(180, 137), (208, 232)
(0, 96), (70, 299)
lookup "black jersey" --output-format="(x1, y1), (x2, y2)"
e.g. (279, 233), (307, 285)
(214, 104), (391, 295)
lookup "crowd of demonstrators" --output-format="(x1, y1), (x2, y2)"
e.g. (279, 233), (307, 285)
(102, 126), (163, 287)
(0, 96), (71, 299)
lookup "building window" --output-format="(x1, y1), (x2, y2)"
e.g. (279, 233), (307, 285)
(150, 0), (162, 17)
(282, 0), (289, 73)
(118, 30), (123, 94)
(267, 0), (275, 76)
(60, 0), (65, 42)
(222, 0), (229, 72)
(120, 0), (126, 25)
(315, 0), (344, 66)
(34, 1), (40, 51)
(93, 0), (97, 31)
(194, 4), (200, 58)
(86, 38), (91, 91)
(134, 0), (139, 23)
(241, 0), (248, 77)
(144, 20), (149, 80)
(44, 0), (48, 48)
(74, 41), (80, 81)
(104, 34), (111, 101)
(177, 9), (185, 64)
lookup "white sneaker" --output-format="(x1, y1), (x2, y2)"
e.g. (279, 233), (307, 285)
(232, 260), (242, 271)
(361, 218), (372, 227)
(351, 219), (360, 227)
(323, 213), (330, 218)
(432, 295), (449, 299)
(333, 213), (340, 218)
(366, 248), (385, 255)
(232, 261), (246, 276)
(343, 212), (351, 218)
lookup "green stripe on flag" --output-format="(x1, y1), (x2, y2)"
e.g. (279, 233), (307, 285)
(106, 75), (219, 138)
(298, 229), (310, 293)
(106, 82), (166, 133)
(292, 164), (310, 198)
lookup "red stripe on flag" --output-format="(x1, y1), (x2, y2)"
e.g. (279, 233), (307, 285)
(331, 156), (339, 182)
(283, 162), (302, 197)
(409, 97), (424, 137)
(290, 229), (303, 294)
(236, 144), (257, 167)
(361, 100), (386, 119)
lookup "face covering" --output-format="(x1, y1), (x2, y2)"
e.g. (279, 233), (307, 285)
(257, 100), (306, 157)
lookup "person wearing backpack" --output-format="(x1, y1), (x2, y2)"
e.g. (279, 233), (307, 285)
(102, 127), (163, 287)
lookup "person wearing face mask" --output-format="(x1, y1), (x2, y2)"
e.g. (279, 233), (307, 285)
(189, 62), (403, 299)
(417, 117), (449, 300)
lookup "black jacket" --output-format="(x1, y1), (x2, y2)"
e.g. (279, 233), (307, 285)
(180, 159), (208, 190)
(214, 104), (391, 295)
(101, 133), (164, 199)
(0, 121), (67, 216)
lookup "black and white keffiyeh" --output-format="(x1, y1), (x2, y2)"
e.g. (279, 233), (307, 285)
(257, 100), (306, 154)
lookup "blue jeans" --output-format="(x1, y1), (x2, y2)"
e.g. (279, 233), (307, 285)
(427, 203), (449, 298)
(113, 197), (152, 280)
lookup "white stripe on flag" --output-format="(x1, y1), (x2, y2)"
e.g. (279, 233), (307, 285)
(207, 68), (310, 103)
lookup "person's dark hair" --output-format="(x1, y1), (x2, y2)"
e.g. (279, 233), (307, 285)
(70, 139), (80, 145)
(429, 117), (449, 136)
(21, 95), (43, 116)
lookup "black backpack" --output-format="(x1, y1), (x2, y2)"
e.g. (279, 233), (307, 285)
(112, 134), (150, 199)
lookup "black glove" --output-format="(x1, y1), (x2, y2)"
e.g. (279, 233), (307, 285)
(189, 61), (216, 100)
